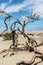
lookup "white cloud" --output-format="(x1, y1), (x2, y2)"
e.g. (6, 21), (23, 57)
(0, 3), (6, 10)
(32, 4), (43, 17)
(0, 0), (12, 10)
(0, 0), (43, 18)
(5, 0), (30, 13)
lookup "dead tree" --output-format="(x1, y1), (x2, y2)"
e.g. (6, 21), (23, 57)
(0, 10), (40, 58)
(0, 10), (43, 65)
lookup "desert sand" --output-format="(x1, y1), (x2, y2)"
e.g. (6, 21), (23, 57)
(0, 31), (43, 65)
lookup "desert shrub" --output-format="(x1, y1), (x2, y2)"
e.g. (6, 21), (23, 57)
(3, 32), (12, 40)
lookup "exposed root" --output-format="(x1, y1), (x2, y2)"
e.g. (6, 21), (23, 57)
(0, 43), (35, 58)
(0, 43), (28, 58)
(17, 54), (43, 65)
(0, 40), (42, 58)
(16, 45), (43, 65)
(10, 53), (14, 56)
(0, 49), (9, 58)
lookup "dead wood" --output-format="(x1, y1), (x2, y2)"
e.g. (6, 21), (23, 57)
(16, 53), (43, 65)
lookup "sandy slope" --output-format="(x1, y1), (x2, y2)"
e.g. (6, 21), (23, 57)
(0, 31), (43, 65)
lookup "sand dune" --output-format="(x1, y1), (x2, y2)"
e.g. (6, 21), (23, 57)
(0, 31), (43, 65)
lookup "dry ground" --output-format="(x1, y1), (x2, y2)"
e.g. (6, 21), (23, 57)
(0, 31), (43, 65)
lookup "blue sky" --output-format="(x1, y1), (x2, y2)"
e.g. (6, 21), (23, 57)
(0, 0), (43, 32)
